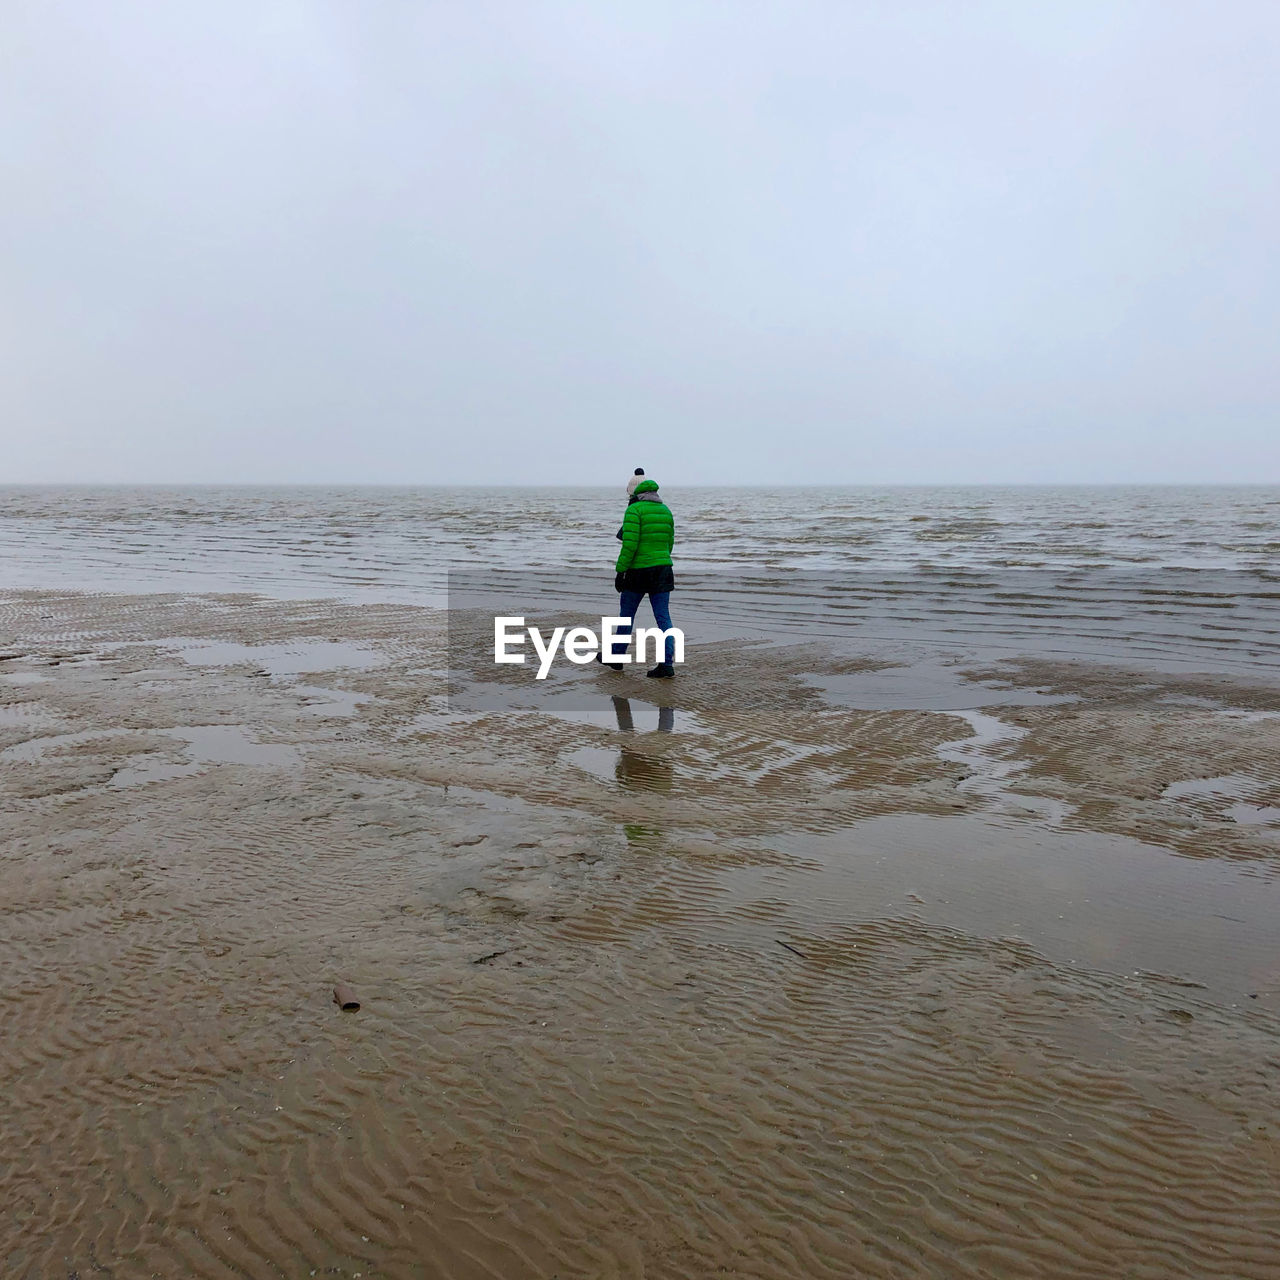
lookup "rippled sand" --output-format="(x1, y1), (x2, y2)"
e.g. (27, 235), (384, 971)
(3, 591), (1280, 1279)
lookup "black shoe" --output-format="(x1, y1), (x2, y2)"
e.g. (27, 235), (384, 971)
(597, 654), (624, 671)
(646, 662), (675, 679)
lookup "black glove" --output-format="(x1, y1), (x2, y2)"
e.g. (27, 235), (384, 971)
(614, 572), (626, 593)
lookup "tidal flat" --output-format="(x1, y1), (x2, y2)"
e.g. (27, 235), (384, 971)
(3, 588), (1279, 1278)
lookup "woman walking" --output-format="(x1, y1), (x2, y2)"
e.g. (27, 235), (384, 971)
(604, 477), (677, 678)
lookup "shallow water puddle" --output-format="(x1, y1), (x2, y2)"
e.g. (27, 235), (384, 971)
(540, 695), (707, 734)
(0, 724), (300, 787)
(151, 637), (382, 722)
(803, 657), (1075, 712)
(1164, 774), (1258, 803)
(1228, 803), (1280, 824)
(1, 728), (123, 765)
(111, 726), (301, 786)
(402, 707), (490, 734)
(160, 637), (387, 676)
(731, 812), (1280, 998)
(1158, 694), (1280, 722)
(293, 684), (371, 718)
(565, 743), (680, 792)
(1163, 774), (1280, 826)
(937, 709), (1070, 823)
(0, 703), (63, 728)
(556, 696), (704, 790)
(564, 745), (627, 783)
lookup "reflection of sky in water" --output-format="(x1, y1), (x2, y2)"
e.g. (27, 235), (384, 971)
(539, 696), (701, 734)
(726, 811), (1280, 999)
(561, 696), (682, 792)
(1162, 775), (1280, 827)
(0, 724), (301, 789)
(162, 637), (386, 676)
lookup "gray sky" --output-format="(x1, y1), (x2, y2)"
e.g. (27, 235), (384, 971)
(3, 1), (1278, 484)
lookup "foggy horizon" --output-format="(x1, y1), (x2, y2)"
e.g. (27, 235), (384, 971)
(4, 2), (1279, 486)
(4, 480), (1279, 491)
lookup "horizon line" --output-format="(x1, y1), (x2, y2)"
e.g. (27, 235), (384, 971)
(2, 479), (1279, 489)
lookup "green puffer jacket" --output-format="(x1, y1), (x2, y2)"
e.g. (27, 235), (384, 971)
(615, 480), (674, 572)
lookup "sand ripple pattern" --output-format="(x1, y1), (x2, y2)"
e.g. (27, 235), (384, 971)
(2, 592), (1280, 1279)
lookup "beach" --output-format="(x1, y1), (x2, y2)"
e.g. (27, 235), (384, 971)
(3, 486), (1280, 1278)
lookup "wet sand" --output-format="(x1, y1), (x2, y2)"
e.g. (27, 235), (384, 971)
(3, 590), (1280, 1278)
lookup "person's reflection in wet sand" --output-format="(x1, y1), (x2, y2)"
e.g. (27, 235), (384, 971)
(611, 696), (675, 791)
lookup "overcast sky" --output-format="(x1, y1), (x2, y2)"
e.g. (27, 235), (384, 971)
(2, 1), (1278, 485)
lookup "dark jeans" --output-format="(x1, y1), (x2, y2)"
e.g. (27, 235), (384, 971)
(617, 589), (676, 664)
